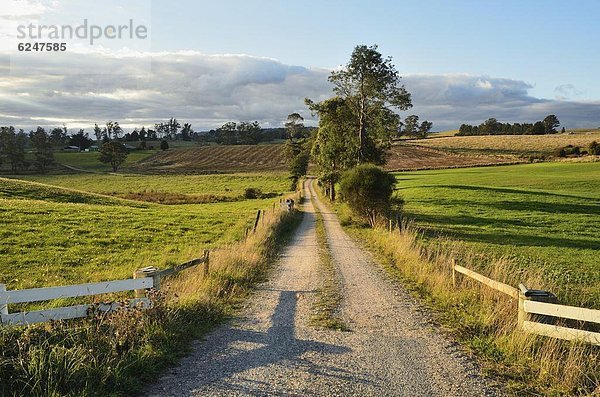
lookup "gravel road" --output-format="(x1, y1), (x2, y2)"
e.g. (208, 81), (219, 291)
(147, 179), (500, 396)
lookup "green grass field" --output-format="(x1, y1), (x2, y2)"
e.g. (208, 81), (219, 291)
(394, 162), (600, 306)
(0, 173), (290, 291)
(19, 172), (289, 198)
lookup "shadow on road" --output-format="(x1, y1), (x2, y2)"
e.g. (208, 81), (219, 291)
(160, 289), (372, 395)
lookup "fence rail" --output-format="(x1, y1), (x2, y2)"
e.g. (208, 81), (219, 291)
(0, 250), (209, 326)
(0, 278), (153, 305)
(452, 260), (600, 346)
(1, 298), (151, 326)
(452, 261), (519, 299)
(521, 321), (600, 346)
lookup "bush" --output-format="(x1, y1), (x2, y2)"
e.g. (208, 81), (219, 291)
(160, 140), (169, 151)
(556, 145), (584, 157)
(243, 187), (262, 199)
(339, 164), (397, 227)
(590, 141), (600, 155)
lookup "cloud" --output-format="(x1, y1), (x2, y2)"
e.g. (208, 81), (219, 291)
(1, 51), (331, 129)
(1, 51), (599, 132)
(403, 74), (600, 129)
(554, 83), (584, 100)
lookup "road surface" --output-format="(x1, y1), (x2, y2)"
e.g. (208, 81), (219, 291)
(148, 179), (499, 396)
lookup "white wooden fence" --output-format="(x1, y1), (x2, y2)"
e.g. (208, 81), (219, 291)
(452, 260), (600, 346)
(0, 250), (209, 326)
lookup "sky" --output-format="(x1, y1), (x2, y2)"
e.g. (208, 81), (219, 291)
(1, 0), (600, 131)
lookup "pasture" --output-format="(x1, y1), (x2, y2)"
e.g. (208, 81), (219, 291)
(394, 161), (600, 306)
(19, 172), (289, 200)
(0, 173), (290, 291)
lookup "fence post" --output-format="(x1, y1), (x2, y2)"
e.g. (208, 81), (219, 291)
(203, 250), (210, 277)
(518, 283), (558, 328)
(133, 267), (161, 298)
(0, 284), (8, 316)
(451, 258), (457, 288)
(518, 284), (528, 330)
(253, 210), (261, 233)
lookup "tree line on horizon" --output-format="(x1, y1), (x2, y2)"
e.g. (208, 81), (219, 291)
(458, 115), (562, 136)
(0, 117), (314, 173)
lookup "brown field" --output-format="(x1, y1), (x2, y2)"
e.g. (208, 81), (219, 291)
(136, 143), (515, 173)
(384, 144), (517, 171)
(428, 129), (459, 137)
(135, 144), (288, 173)
(412, 131), (600, 157)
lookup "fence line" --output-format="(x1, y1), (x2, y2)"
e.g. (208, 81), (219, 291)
(452, 260), (600, 346)
(0, 250), (209, 326)
(0, 278), (153, 305)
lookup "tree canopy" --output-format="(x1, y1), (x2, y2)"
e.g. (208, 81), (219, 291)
(30, 127), (55, 173)
(99, 142), (129, 172)
(328, 44), (412, 163)
(307, 97), (358, 200)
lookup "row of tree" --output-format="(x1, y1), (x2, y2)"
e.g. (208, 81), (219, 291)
(0, 126), (55, 173)
(457, 115), (561, 136)
(92, 119), (186, 142)
(212, 121), (262, 145)
(93, 118), (305, 144)
(0, 125), (147, 173)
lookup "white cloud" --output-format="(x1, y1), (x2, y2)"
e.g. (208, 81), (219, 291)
(1, 51), (599, 132)
(0, 0), (50, 18)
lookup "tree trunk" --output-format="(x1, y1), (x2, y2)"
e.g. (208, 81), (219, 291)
(329, 180), (336, 201)
(358, 97), (366, 163)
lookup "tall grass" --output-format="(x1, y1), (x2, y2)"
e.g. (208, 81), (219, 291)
(0, 198), (302, 397)
(356, 222), (599, 395)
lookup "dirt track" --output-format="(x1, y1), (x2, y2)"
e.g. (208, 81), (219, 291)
(147, 179), (500, 396)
